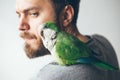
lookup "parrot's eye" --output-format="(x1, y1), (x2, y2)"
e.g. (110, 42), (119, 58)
(51, 34), (56, 40)
(41, 30), (44, 37)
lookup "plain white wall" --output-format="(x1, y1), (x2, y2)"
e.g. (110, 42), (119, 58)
(78, 0), (120, 63)
(0, 0), (120, 80)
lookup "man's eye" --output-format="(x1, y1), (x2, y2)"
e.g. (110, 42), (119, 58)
(16, 13), (21, 18)
(30, 12), (39, 17)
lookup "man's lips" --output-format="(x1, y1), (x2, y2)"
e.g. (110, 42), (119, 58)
(20, 32), (37, 41)
(24, 38), (35, 44)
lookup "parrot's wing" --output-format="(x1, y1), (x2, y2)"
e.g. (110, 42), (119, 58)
(56, 31), (91, 60)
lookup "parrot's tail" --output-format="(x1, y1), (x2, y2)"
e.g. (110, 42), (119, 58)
(94, 60), (119, 70)
(76, 57), (119, 70)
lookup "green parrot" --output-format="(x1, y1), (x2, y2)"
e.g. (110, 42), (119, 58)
(38, 22), (119, 70)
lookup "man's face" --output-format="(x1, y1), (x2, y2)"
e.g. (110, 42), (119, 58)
(16, 0), (56, 58)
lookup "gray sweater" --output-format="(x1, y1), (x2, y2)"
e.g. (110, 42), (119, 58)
(33, 34), (120, 80)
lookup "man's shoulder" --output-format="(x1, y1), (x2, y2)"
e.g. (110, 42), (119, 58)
(86, 34), (116, 58)
(86, 34), (114, 49)
(86, 34), (119, 67)
(34, 61), (120, 80)
(35, 62), (105, 80)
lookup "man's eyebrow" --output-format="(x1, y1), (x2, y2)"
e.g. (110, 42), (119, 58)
(24, 7), (40, 12)
(16, 7), (40, 14)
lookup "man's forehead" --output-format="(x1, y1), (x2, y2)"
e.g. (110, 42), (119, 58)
(16, 0), (49, 12)
(16, 0), (50, 4)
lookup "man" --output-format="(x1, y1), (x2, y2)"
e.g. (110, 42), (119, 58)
(16, 0), (120, 80)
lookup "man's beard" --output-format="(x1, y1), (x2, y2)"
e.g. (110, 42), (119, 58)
(20, 31), (50, 58)
(24, 42), (50, 58)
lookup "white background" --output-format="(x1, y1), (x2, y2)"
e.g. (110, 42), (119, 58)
(0, 0), (120, 80)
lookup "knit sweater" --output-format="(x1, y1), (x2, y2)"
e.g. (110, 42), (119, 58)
(32, 34), (120, 80)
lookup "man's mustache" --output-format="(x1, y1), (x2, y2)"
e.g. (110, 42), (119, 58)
(20, 32), (37, 39)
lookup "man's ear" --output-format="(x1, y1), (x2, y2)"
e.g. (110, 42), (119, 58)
(62, 5), (74, 27)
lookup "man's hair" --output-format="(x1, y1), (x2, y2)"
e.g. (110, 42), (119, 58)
(51, 0), (81, 24)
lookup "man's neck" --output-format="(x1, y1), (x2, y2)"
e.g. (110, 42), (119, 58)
(64, 24), (89, 43)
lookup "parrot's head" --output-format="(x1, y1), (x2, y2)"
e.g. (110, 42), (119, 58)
(38, 22), (59, 52)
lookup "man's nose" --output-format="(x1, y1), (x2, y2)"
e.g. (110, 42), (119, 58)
(18, 15), (30, 31)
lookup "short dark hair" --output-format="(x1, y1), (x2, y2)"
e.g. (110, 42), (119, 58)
(51, 0), (81, 24)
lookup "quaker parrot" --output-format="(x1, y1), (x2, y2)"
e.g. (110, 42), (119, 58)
(38, 22), (119, 70)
